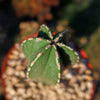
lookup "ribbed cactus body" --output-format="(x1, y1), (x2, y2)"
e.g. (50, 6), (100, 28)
(22, 25), (79, 85)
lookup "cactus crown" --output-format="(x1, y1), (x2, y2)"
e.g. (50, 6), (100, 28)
(22, 25), (79, 85)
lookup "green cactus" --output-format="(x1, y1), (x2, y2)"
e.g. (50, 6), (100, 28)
(22, 25), (79, 85)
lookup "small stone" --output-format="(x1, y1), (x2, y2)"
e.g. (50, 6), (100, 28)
(75, 87), (80, 93)
(65, 93), (72, 99)
(15, 83), (25, 88)
(58, 95), (67, 100)
(16, 65), (26, 70)
(8, 54), (18, 60)
(11, 77), (20, 84)
(77, 92), (85, 98)
(67, 88), (74, 93)
(7, 60), (17, 67)
(86, 82), (93, 89)
(20, 71), (26, 78)
(6, 67), (15, 75)
(85, 93), (91, 100)
(6, 86), (13, 92)
(56, 88), (64, 94)
(26, 88), (33, 97)
(12, 96), (18, 100)
(15, 71), (20, 76)
(80, 82), (86, 91)
(85, 75), (93, 81)
(22, 93), (28, 98)
(78, 68), (85, 74)
(18, 96), (24, 100)
(65, 72), (73, 79)
(5, 80), (12, 85)
(7, 94), (13, 99)
(76, 75), (83, 81)
(16, 60), (22, 66)
(47, 91), (57, 100)
(12, 50), (19, 56)
(37, 82), (43, 90)
(69, 77), (77, 85)
(86, 70), (92, 74)
(62, 69), (69, 75)
(17, 88), (25, 95)
(15, 43), (20, 49)
(19, 53), (25, 59)
(8, 88), (16, 96)
(72, 94), (77, 100)
(72, 63), (79, 68)
(79, 63), (87, 71)
(73, 83), (79, 89)
(29, 81), (36, 87)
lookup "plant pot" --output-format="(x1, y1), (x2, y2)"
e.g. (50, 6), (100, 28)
(1, 33), (95, 100)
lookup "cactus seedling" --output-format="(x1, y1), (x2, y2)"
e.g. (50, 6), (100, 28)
(22, 25), (79, 85)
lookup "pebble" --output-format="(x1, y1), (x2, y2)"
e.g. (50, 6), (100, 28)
(7, 60), (17, 67)
(11, 77), (20, 84)
(72, 94), (77, 100)
(85, 75), (93, 81)
(80, 82), (86, 91)
(86, 70), (92, 75)
(19, 53), (25, 59)
(15, 83), (25, 88)
(26, 88), (33, 97)
(12, 50), (19, 56)
(65, 72), (73, 79)
(85, 93), (91, 100)
(12, 96), (18, 100)
(17, 88), (26, 95)
(16, 65), (26, 70)
(15, 71), (20, 76)
(67, 88), (74, 93)
(20, 71), (26, 78)
(72, 63), (79, 68)
(86, 82), (93, 89)
(6, 67), (15, 75)
(8, 54), (18, 60)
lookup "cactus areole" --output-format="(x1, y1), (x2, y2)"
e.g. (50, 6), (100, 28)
(22, 25), (79, 85)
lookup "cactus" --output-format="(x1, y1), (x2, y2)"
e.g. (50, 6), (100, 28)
(22, 25), (79, 85)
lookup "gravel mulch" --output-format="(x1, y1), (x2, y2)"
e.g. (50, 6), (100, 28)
(2, 43), (94, 100)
